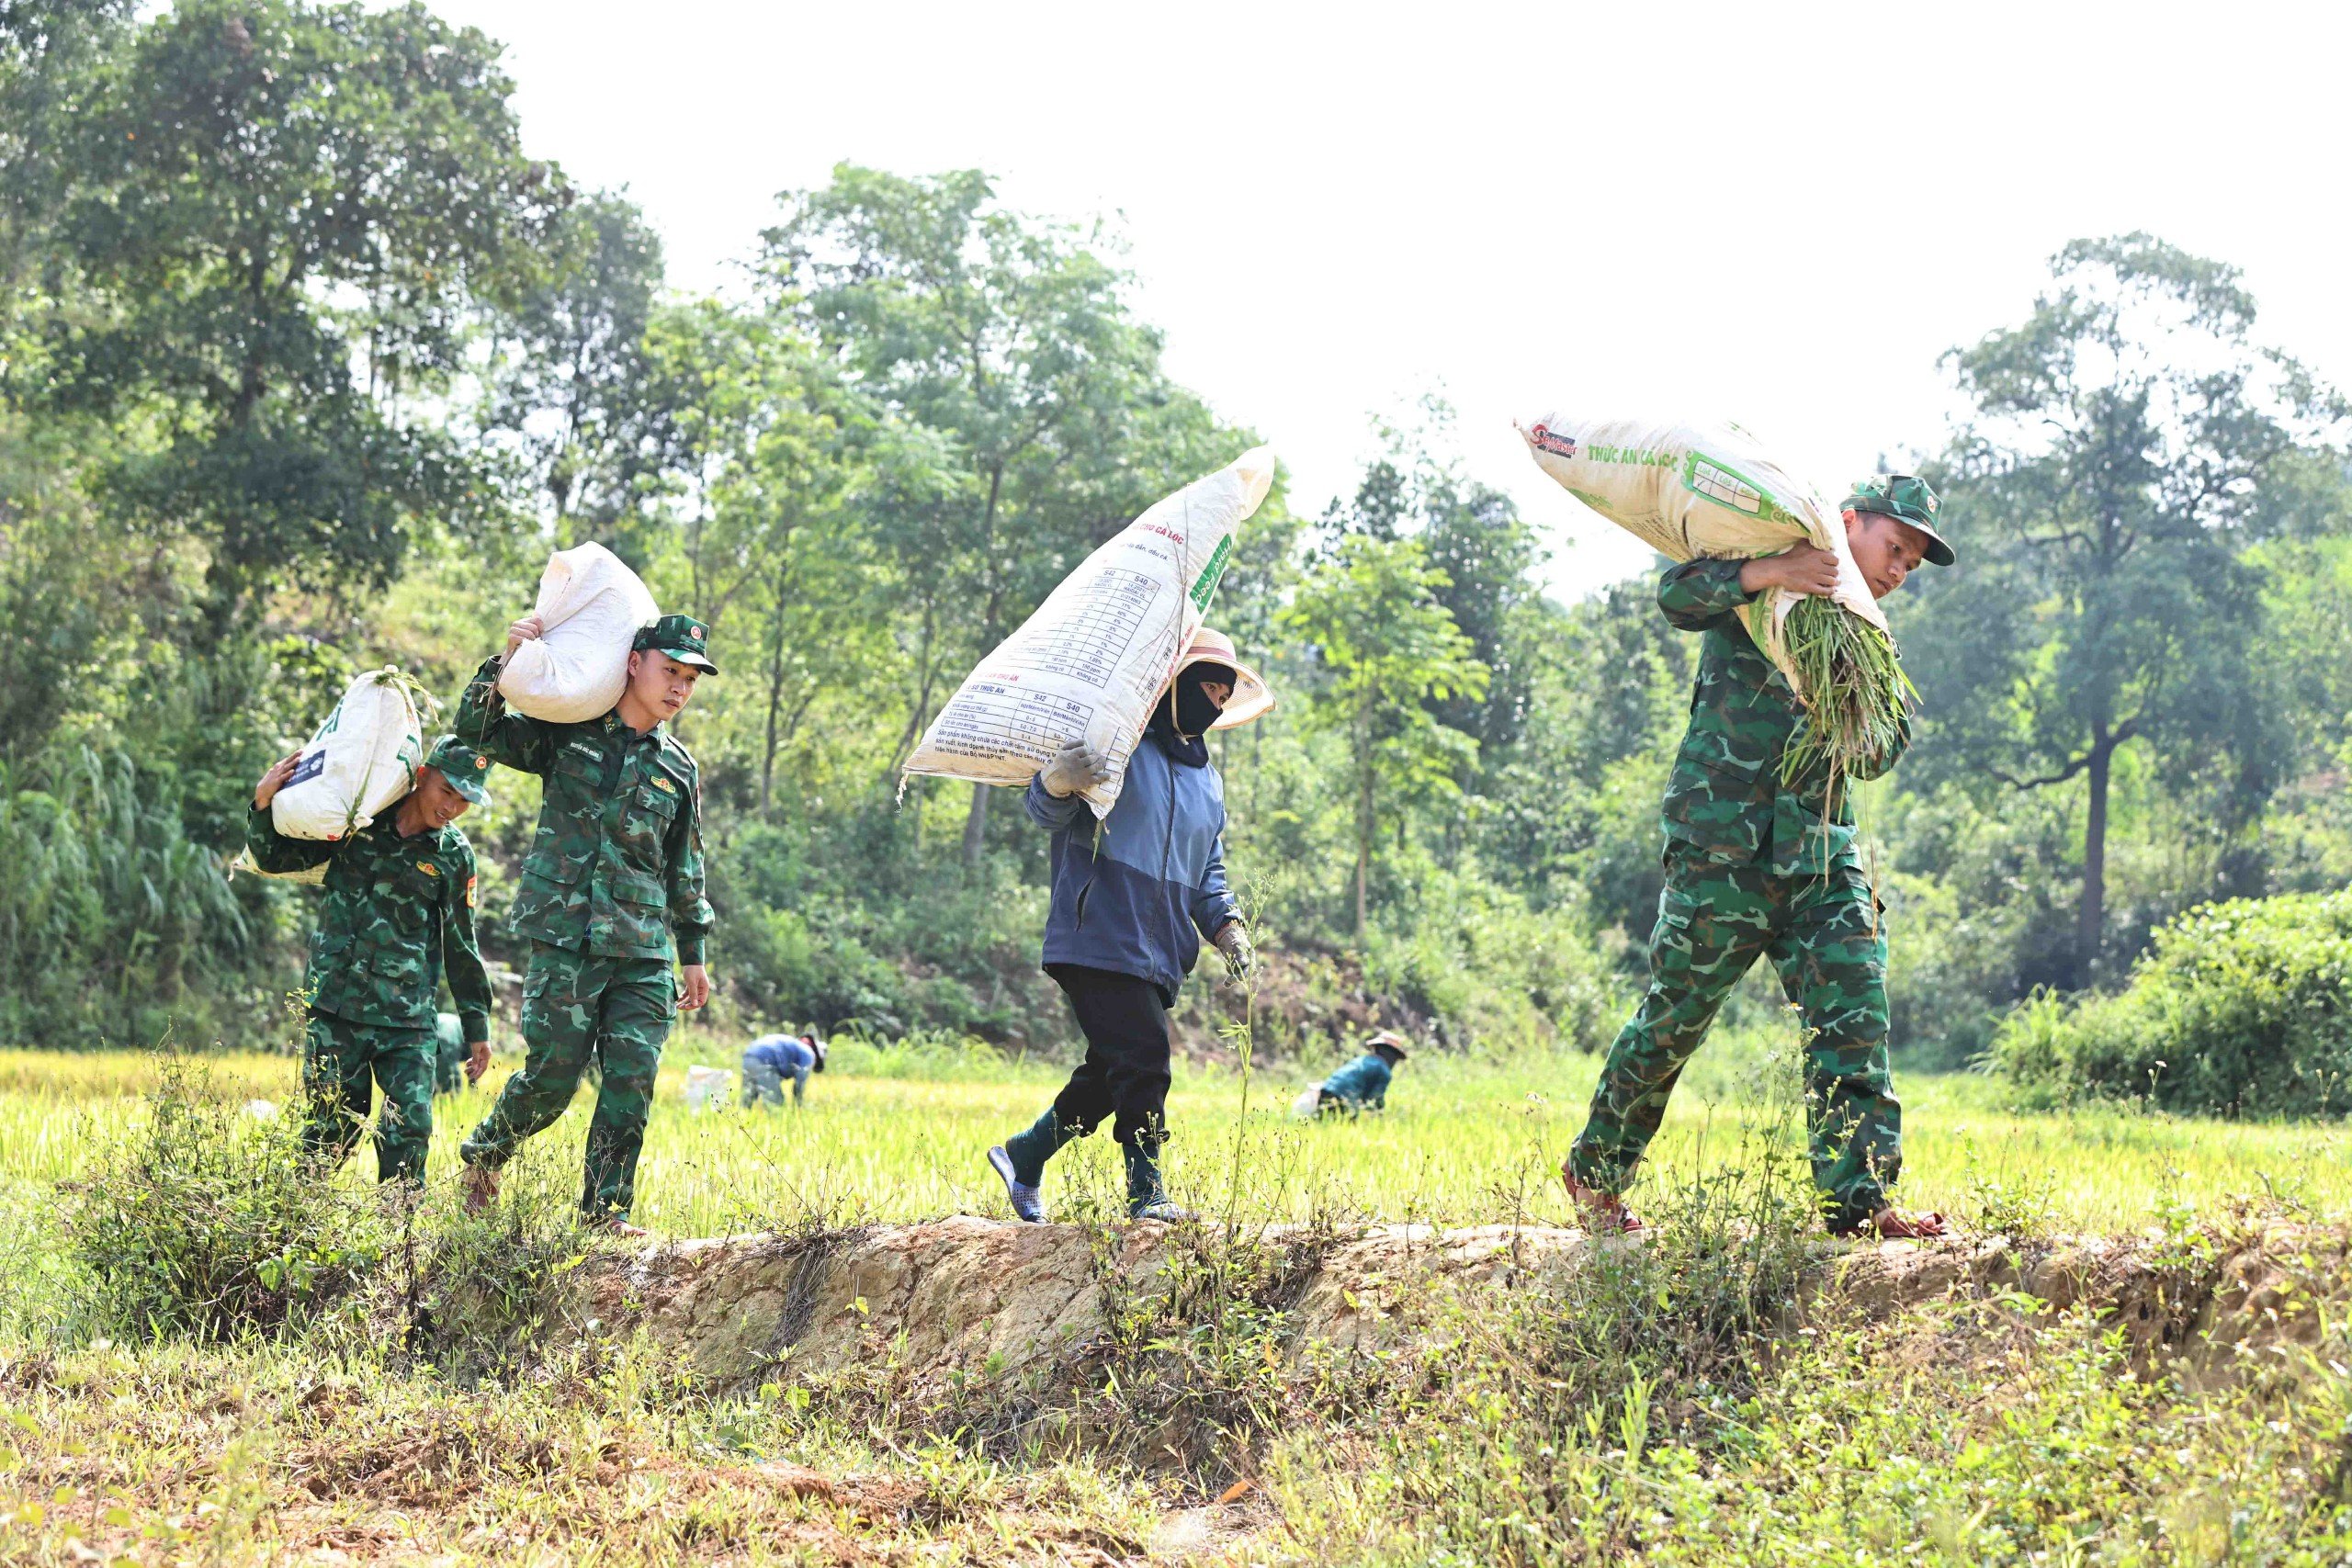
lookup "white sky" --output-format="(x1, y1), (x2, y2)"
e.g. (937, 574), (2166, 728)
(431, 0), (2351, 600)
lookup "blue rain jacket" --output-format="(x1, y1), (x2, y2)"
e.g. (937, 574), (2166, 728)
(1026, 733), (1239, 1006)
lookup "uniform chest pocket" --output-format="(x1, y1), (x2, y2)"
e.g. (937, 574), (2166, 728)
(632, 781), (681, 823)
(550, 747), (607, 817)
(397, 866), (446, 923)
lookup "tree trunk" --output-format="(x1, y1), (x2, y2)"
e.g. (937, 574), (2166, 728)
(2075, 732), (2113, 987)
(962, 783), (990, 867)
(1355, 714), (1374, 945)
(760, 550), (791, 818)
(962, 464), (1007, 870)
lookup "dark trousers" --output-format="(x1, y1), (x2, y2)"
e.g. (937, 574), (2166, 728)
(1047, 964), (1173, 1151)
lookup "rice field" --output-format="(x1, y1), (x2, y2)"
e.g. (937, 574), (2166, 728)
(6, 1022), (2348, 1238)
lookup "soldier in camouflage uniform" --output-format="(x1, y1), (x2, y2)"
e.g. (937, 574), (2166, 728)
(456, 612), (717, 1233)
(245, 735), (496, 1184)
(1564, 476), (1956, 1239)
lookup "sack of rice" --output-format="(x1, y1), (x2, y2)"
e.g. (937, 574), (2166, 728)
(1513, 413), (1912, 780)
(498, 543), (659, 723)
(266, 667), (430, 844)
(901, 445), (1275, 818)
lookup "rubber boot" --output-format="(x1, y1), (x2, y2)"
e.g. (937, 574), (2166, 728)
(1124, 1139), (1190, 1222)
(1001, 1109), (1074, 1187)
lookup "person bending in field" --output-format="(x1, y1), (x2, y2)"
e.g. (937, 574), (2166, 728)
(1563, 476), (1955, 1240)
(741, 1030), (825, 1108)
(987, 628), (1272, 1224)
(244, 735), (496, 1184)
(455, 614), (718, 1235)
(1307, 1030), (1410, 1116)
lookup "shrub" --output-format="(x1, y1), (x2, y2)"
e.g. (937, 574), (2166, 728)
(70, 1057), (391, 1340)
(1991, 889), (2352, 1117)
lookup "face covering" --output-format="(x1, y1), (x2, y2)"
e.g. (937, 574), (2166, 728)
(1172, 661), (1234, 739)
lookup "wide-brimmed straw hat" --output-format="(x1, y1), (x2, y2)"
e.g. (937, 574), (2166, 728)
(1170, 626), (1273, 730)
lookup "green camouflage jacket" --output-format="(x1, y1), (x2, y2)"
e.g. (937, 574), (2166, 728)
(1657, 558), (1910, 876)
(243, 806), (493, 1040)
(455, 657), (713, 964)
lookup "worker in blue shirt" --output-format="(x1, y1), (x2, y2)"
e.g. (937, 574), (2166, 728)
(987, 628), (1272, 1224)
(741, 1031), (826, 1108)
(1314, 1030), (1410, 1114)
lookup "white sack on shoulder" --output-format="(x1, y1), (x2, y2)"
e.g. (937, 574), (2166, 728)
(901, 445), (1275, 818)
(1512, 412), (1881, 683)
(498, 542), (659, 724)
(268, 667), (425, 843)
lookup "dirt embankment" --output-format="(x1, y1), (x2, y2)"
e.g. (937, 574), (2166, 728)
(582, 1216), (2343, 1396)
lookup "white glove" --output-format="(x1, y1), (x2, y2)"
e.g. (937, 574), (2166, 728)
(1038, 741), (1110, 799)
(1214, 922), (1256, 983)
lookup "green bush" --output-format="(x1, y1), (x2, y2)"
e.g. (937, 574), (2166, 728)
(70, 1058), (391, 1340)
(0, 746), (259, 1047)
(1991, 889), (2352, 1117)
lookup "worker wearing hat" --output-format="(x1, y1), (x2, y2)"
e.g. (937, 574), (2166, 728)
(989, 626), (1272, 1224)
(456, 608), (718, 1234)
(244, 733), (497, 1184)
(1564, 476), (1953, 1239)
(1314, 1029), (1411, 1115)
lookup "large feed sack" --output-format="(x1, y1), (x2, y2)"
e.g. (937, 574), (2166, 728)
(498, 543), (659, 723)
(902, 445), (1275, 818)
(269, 667), (428, 843)
(1514, 412), (1909, 777)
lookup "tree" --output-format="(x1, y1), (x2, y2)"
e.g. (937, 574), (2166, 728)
(1321, 400), (1544, 750)
(761, 165), (1244, 864)
(1283, 536), (1489, 942)
(481, 190), (666, 525)
(15, 0), (561, 621)
(1908, 234), (2347, 986)
(630, 298), (890, 817)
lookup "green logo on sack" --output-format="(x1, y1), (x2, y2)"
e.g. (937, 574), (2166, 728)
(1681, 453), (1802, 528)
(1189, 536), (1232, 612)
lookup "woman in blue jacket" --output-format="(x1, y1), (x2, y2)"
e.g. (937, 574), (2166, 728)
(988, 628), (1272, 1223)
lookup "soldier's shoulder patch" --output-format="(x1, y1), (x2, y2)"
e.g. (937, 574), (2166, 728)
(465, 874), (477, 909)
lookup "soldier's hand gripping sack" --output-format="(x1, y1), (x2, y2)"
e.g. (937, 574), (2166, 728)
(269, 667), (427, 842)
(1511, 412), (1885, 678)
(900, 445), (1274, 818)
(498, 543), (660, 724)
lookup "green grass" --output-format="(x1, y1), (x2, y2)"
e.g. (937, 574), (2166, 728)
(9, 1034), (2352, 1563)
(6, 1025), (2348, 1238)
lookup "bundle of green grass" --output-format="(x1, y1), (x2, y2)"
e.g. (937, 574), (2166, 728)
(1514, 411), (1914, 787)
(1770, 594), (1918, 784)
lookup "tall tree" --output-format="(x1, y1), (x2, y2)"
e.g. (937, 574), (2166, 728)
(481, 189), (665, 525)
(761, 164), (1242, 863)
(1284, 536), (1488, 942)
(17, 0), (560, 621)
(631, 298), (892, 817)
(1909, 234), (2346, 985)
(1323, 401), (1544, 750)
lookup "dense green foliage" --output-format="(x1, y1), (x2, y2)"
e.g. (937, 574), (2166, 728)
(1, 1), (2348, 1091)
(1995, 890), (2352, 1116)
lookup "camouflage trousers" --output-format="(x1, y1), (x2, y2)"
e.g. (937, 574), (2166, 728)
(1569, 851), (1901, 1229)
(302, 1012), (435, 1185)
(458, 941), (677, 1221)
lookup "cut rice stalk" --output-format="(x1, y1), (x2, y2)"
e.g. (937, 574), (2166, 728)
(1777, 594), (1917, 788)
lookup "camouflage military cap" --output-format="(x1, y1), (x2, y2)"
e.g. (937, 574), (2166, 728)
(634, 613), (719, 674)
(424, 734), (492, 805)
(1842, 474), (1953, 567)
